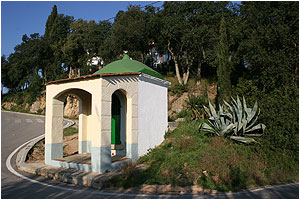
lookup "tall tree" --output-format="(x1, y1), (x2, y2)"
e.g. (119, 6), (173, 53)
(216, 16), (232, 104)
(62, 19), (112, 77)
(104, 5), (153, 62)
(235, 2), (299, 154)
(44, 5), (58, 39)
(238, 1), (299, 92)
(43, 5), (74, 82)
(160, 1), (189, 85)
(2, 34), (43, 93)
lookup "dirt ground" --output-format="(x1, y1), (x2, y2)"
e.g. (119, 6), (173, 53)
(26, 134), (79, 163)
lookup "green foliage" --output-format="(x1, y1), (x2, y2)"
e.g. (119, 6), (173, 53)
(176, 109), (189, 119)
(62, 19), (111, 76)
(238, 2), (298, 92)
(169, 84), (188, 95)
(259, 86), (299, 156)
(63, 127), (78, 137)
(185, 94), (209, 120)
(233, 80), (298, 158)
(216, 16), (232, 104)
(101, 5), (156, 63)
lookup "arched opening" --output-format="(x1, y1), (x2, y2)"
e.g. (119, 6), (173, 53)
(46, 88), (92, 167)
(111, 90), (126, 162)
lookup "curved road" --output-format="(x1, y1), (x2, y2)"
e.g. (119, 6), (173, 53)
(1, 111), (299, 199)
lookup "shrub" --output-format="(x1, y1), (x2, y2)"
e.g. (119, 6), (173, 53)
(259, 86), (299, 157)
(185, 94), (209, 120)
(171, 84), (188, 95)
(176, 109), (189, 119)
(233, 79), (298, 158)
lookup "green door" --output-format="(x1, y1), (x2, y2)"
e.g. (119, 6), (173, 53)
(111, 94), (121, 145)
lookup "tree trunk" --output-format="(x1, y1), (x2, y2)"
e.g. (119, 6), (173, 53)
(168, 40), (182, 84)
(174, 59), (182, 84)
(196, 61), (202, 85)
(183, 55), (192, 85)
(44, 70), (47, 84)
(141, 54), (144, 63)
(183, 65), (190, 85)
(69, 66), (73, 78)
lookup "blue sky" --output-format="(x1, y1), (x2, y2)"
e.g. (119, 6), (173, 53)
(1, 1), (163, 57)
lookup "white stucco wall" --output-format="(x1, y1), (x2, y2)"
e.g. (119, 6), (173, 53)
(137, 74), (170, 157)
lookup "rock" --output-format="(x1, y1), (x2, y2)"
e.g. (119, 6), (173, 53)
(168, 122), (179, 130)
(29, 94), (46, 114)
(173, 186), (185, 193)
(191, 185), (204, 194)
(2, 102), (17, 110)
(135, 164), (149, 172)
(140, 184), (157, 193)
(168, 92), (189, 118)
(175, 118), (185, 122)
(30, 101), (41, 113)
(203, 189), (211, 193)
(63, 95), (79, 117)
(157, 184), (172, 193)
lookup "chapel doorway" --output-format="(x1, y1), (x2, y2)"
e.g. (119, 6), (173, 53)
(111, 90), (126, 161)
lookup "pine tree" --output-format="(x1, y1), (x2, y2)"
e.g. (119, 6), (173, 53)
(216, 15), (232, 104)
(44, 5), (58, 39)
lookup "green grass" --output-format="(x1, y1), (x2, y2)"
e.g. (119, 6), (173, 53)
(103, 120), (298, 192)
(63, 127), (78, 136)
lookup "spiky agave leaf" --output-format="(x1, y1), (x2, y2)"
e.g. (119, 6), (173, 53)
(245, 109), (260, 131)
(200, 121), (220, 136)
(221, 123), (235, 137)
(248, 101), (258, 123)
(224, 99), (235, 122)
(208, 100), (217, 119)
(242, 96), (251, 119)
(230, 136), (258, 144)
(236, 96), (243, 123)
(219, 104), (226, 130)
(245, 123), (266, 133)
(203, 105), (211, 117)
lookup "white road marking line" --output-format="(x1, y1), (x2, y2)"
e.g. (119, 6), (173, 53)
(25, 119), (33, 123)
(36, 119), (44, 123)
(6, 136), (298, 197)
(15, 119), (21, 123)
(4, 136), (186, 197)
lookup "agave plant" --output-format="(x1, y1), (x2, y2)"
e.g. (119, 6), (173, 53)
(199, 96), (266, 144)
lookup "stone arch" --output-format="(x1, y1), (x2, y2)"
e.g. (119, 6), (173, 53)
(99, 79), (139, 168)
(45, 88), (92, 166)
(111, 89), (127, 159)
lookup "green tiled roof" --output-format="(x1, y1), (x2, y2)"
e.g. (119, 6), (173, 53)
(94, 54), (164, 80)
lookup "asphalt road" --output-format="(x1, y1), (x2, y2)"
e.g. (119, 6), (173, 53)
(1, 111), (299, 199)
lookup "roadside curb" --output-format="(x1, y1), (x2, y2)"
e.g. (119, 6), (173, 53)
(15, 126), (220, 194)
(16, 119), (74, 169)
(16, 118), (122, 190)
(14, 116), (298, 196)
